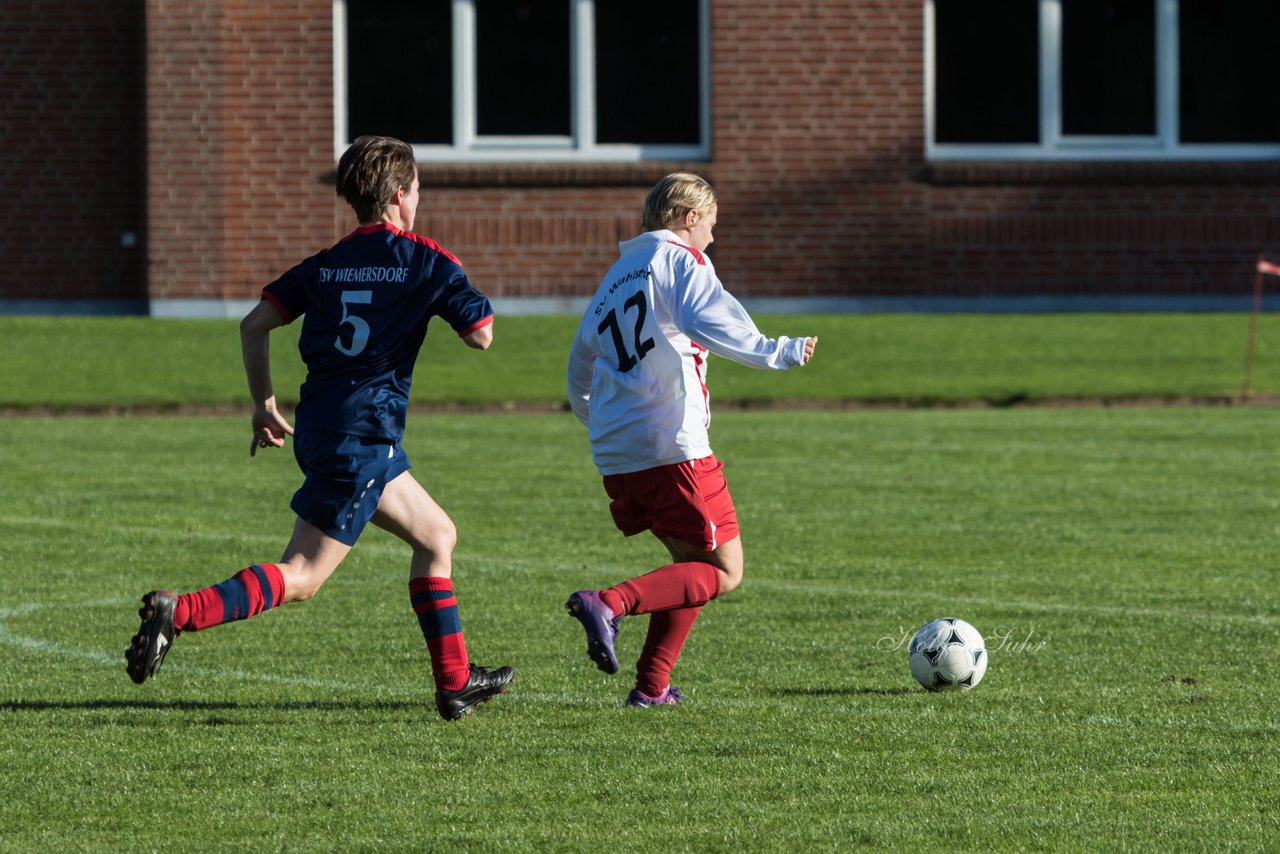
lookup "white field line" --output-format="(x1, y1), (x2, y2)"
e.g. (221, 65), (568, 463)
(2, 598), (1276, 734)
(4, 511), (1274, 626)
(5, 512), (1274, 632)
(3, 517), (1274, 699)
(0, 597), (372, 690)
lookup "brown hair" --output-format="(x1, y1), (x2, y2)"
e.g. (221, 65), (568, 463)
(642, 172), (717, 231)
(335, 135), (417, 223)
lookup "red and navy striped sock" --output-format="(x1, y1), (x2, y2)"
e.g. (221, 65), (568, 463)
(635, 605), (702, 697)
(174, 563), (286, 632)
(409, 576), (470, 691)
(600, 561), (721, 616)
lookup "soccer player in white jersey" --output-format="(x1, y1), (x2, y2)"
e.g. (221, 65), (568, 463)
(566, 172), (818, 707)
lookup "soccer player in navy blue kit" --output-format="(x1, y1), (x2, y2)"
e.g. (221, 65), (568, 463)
(125, 136), (513, 720)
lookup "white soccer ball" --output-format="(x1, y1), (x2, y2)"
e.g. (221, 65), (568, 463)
(909, 617), (988, 691)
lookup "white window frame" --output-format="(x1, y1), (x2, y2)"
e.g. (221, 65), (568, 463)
(925, 0), (1280, 161)
(334, 0), (711, 163)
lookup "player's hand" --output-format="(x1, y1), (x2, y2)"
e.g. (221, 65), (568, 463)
(800, 336), (818, 365)
(250, 402), (294, 457)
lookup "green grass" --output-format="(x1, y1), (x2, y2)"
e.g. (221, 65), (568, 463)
(5, 312), (1280, 408)
(2, 315), (1279, 850)
(3, 409), (1279, 850)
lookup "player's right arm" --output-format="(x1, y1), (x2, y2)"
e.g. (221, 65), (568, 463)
(240, 299), (294, 457)
(565, 326), (595, 428)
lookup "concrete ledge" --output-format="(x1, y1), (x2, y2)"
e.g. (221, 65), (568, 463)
(0, 300), (148, 316)
(149, 298), (258, 319)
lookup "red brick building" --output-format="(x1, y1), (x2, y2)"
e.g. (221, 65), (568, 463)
(3, 0), (1279, 315)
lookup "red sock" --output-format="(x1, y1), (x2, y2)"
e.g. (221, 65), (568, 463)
(174, 564), (286, 632)
(635, 606), (702, 697)
(409, 576), (470, 691)
(600, 562), (721, 616)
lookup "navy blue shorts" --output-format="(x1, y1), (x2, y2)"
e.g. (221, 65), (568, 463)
(290, 431), (411, 546)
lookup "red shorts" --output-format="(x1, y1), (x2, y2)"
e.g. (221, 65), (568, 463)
(603, 455), (739, 551)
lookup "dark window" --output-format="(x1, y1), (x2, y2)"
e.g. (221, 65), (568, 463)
(475, 0), (570, 136)
(347, 0), (452, 144)
(934, 0), (1039, 143)
(595, 3), (700, 144)
(1061, 0), (1155, 136)
(1180, 0), (1280, 143)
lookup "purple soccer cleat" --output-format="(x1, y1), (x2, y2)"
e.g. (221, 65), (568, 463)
(625, 685), (683, 709)
(565, 589), (621, 674)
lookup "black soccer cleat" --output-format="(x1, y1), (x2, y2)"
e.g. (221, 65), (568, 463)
(125, 590), (179, 685)
(435, 663), (515, 721)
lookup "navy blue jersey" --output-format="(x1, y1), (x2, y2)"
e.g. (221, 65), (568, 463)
(262, 223), (492, 442)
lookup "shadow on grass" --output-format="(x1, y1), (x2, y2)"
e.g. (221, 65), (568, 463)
(0, 698), (426, 713)
(774, 687), (916, 697)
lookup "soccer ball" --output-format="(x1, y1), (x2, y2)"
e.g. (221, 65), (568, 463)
(909, 617), (988, 691)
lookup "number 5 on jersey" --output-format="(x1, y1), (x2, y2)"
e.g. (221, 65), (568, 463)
(598, 291), (655, 373)
(335, 289), (373, 356)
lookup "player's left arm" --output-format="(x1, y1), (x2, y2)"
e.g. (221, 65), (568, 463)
(240, 299), (295, 456)
(438, 261), (494, 351)
(676, 264), (814, 370)
(801, 335), (818, 365)
(461, 320), (493, 350)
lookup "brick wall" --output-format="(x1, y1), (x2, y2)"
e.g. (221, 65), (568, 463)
(925, 162), (1280, 297)
(6, 1), (1280, 308)
(413, 175), (654, 298)
(0, 0), (146, 304)
(145, 0), (336, 301)
(711, 1), (928, 298)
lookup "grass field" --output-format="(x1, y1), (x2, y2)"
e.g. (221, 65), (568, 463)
(2, 315), (1279, 851)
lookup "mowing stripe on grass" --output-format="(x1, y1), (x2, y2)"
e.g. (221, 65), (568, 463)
(751, 579), (1280, 627)
(0, 598), (370, 690)
(6, 512), (1271, 631)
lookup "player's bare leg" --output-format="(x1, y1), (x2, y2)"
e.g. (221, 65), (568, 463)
(658, 534), (744, 595)
(371, 471), (456, 579)
(275, 519), (352, 601)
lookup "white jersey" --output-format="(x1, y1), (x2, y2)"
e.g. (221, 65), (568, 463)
(567, 230), (809, 475)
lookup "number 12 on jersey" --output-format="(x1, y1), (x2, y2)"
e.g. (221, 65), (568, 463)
(598, 291), (655, 373)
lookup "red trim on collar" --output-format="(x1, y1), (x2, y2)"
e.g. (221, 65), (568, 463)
(344, 222), (463, 267)
(667, 241), (706, 265)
